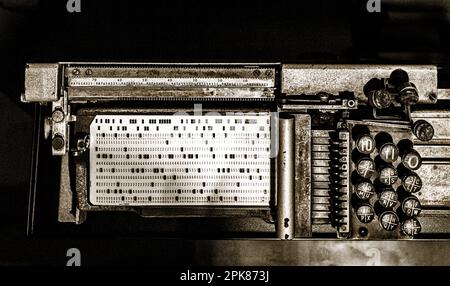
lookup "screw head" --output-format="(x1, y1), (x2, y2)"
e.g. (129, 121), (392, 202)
(72, 68), (80, 75)
(52, 135), (65, 151)
(51, 109), (65, 123)
(253, 70), (261, 77)
(428, 93), (438, 102)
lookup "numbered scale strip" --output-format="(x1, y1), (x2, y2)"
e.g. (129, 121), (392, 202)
(69, 77), (274, 88)
(89, 114), (272, 206)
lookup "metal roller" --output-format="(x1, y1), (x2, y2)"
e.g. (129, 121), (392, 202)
(277, 115), (295, 240)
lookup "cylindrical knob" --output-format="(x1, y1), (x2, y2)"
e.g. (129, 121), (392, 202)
(413, 120), (434, 142)
(401, 217), (422, 237)
(402, 150), (422, 171)
(356, 134), (376, 154)
(355, 180), (375, 200)
(52, 135), (65, 151)
(52, 108), (65, 123)
(379, 211), (399, 231)
(356, 204), (375, 223)
(379, 166), (398, 185)
(401, 196), (422, 217)
(368, 89), (393, 109)
(398, 82), (419, 105)
(402, 172), (423, 193)
(378, 188), (398, 209)
(379, 143), (399, 163)
(356, 158), (376, 179)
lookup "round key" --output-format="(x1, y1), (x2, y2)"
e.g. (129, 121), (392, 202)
(401, 196), (422, 217)
(401, 218), (422, 237)
(356, 158), (376, 179)
(413, 120), (434, 142)
(52, 135), (65, 151)
(355, 181), (375, 200)
(356, 204), (375, 223)
(379, 211), (399, 231)
(379, 143), (399, 163)
(356, 134), (376, 154)
(379, 166), (398, 185)
(378, 189), (398, 209)
(402, 150), (422, 171)
(369, 89), (393, 109)
(402, 173), (422, 193)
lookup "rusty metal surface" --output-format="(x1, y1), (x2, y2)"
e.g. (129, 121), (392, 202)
(282, 65), (438, 104)
(419, 210), (450, 234)
(23, 63), (59, 102)
(64, 64), (276, 82)
(68, 87), (275, 101)
(416, 164), (450, 207)
(294, 114), (312, 237)
(202, 240), (450, 266)
(57, 154), (76, 223)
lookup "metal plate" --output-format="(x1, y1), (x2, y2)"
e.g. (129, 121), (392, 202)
(89, 114), (271, 206)
(282, 65), (437, 104)
(69, 77), (273, 88)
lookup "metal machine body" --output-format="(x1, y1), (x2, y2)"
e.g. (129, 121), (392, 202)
(23, 63), (450, 241)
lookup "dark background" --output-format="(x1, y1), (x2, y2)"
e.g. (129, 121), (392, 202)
(0, 0), (450, 265)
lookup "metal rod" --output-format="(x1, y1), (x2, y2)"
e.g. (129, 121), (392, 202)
(277, 115), (295, 240)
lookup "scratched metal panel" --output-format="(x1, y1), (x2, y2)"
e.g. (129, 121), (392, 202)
(89, 114), (271, 206)
(416, 164), (450, 207)
(282, 65), (437, 104)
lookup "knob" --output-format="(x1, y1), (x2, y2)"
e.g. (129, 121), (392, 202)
(356, 158), (376, 179)
(379, 211), (399, 231)
(354, 180), (375, 200)
(52, 135), (65, 151)
(413, 120), (434, 142)
(356, 204), (375, 223)
(402, 172), (423, 193)
(401, 196), (422, 217)
(402, 150), (422, 171)
(378, 188), (398, 209)
(401, 217), (422, 237)
(379, 166), (398, 186)
(379, 143), (399, 163)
